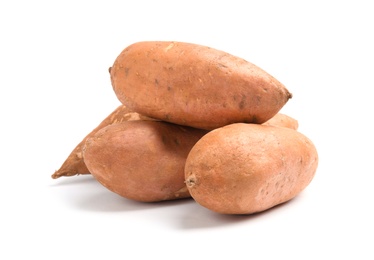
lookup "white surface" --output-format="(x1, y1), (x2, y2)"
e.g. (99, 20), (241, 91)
(1, 1), (373, 259)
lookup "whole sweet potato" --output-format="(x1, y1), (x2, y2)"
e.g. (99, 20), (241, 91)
(52, 105), (155, 179)
(185, 123), (318, 214)
(110, 41), (292, 130)
(83, 120), (208, 202)
(262, 113), (298, 130)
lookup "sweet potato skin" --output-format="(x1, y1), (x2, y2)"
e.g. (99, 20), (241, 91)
(262, 113), (299, 130)
(52, 105), (154, 179)
(185, 123), (318, 214)
(110, 41), (292, 130)
(83, 120), (208, 202)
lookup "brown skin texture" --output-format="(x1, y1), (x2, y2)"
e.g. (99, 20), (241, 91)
(185, 123), (318, 215)
(52, 105), (155, 179)
(262, 113), (298, 130)
(110, 41), (292, 130)
(83, 120), (208, 202)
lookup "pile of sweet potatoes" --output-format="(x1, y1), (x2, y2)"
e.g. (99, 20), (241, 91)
(53, 41), (318, 215)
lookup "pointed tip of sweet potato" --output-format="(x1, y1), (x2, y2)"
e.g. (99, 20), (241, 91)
(51, 169), (89, 179)
(51, 149), (90, 179)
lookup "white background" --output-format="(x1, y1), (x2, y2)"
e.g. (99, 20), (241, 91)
(1, 0), (373, 259)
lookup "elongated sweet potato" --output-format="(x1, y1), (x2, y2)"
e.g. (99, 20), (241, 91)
(262, 113), (298, 130)
(52, 105), (155, 179)
(185, 123), (318, 214)
(83, 120), (208, 202)
(109, 41), (292, 130)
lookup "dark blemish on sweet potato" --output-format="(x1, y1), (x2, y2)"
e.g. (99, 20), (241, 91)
(125, 67), (130, 77)
(173, 138), (180, 146)
(239, 95), (246, 110)
(161, 135), (168, 145)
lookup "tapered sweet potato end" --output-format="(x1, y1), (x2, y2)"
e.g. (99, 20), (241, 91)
(51, 145), (90, 179)
(51, 105), (157, 180)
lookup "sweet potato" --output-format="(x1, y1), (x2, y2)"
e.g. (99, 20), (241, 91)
(52, 105), (155, 179)
(262, 113), (298, 130)
(185, 123), (318, 214)
(83, 120), (208, 202)
(109, 41), (292, 130)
